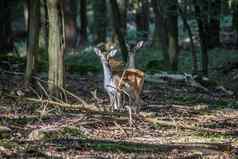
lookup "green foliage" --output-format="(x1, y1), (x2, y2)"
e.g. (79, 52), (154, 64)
(64, 47), (101, 74)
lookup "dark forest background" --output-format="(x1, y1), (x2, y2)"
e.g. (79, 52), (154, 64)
(0, 1), (238, 158)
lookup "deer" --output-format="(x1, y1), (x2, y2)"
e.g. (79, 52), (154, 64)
(94, 41), (144, 114)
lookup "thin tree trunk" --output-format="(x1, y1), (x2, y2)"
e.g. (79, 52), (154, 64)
(0, 0), (13, 53)
(79, 0), (87, 46)
(43, 0), (49, 49)
(93, 0), (107, 44)
(136, 0), (149, 39)
(151, 0), (169, 65)
(117, 0), (128, 35)
(23, 0), (29, 31)
(110, 0), (128, 63)
(178, 6), (198, 73)
(232, 0), (238, 47)
(47, 0), (65, 96)
(167, 0), (179, 71)
(63, 0), (77, 48)
(194, 0), (209, 75)
(208, 0), (221, 48)
(25, 0), (40, 86)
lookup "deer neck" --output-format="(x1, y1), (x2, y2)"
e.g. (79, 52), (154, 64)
(127, 52), (135, 69)
(101, 59), (113, 84)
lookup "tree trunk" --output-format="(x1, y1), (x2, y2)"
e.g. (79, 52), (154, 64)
(63, 0), (77, 48)
(194, 0), (209, 75)
(42, 0), (49, 49)
(232, 0), (238, 47)
(208, 0), (221, 48)
(167, 0), (179, 71)
(93, 0), (107, 44)
(110, 0), (128, 63)
(47, 0), (65, 96)
(178, 6), (198, 73)
(38, 0), (48, 49)
(117, 0), (128, 35)
(79, 0), (87, 46)
(23, 0), (29, 31)
(151, 0), (170, 66)
(0, 0), (13, 53)
(136, 0), (149, 40)
(25, 0), (40, 86)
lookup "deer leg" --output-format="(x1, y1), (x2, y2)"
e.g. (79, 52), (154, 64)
(125, 105), (133, 127)
(117, 91), (122, 110)
(109, 93), (116, 112)
(134, 96), (141, 114)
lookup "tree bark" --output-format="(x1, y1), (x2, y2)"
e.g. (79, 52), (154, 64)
(136, 0), (149, 40)
(47, 0), (65, 96)
(151, 0), (169, 67)
(79, 0), (87, 46)
(0, 0), (13, 53)
(110, 0), (128, 63)
(63, 0), (77, 48)
(93, 0), (107, 44)
(167, 0), (179, 71)
(25, 0), (40, 86)
(42, 0), (49, 49)
(117, 0), (128, 35)
(208, 0), (221, 48)
(194, 0), (209, 75)
(232, 0), (238, 47)
(178, 6), (198, 73)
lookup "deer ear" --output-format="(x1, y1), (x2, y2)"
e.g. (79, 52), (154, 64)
(107, 49), (118, 59)
(135, 41), (144, 49)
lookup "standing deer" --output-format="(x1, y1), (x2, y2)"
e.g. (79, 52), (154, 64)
(94, 41), (144, 113)
(94, 47), (121, 111)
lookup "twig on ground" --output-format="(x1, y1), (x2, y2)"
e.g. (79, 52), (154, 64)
(113, 121), (129, 137)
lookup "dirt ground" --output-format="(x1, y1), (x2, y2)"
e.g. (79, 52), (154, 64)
(0, 71), (237, 158)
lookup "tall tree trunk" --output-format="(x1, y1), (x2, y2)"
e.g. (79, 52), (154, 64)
(25, 0), (40, 86)
(208, 0), (221, 48)
(232, 0), (238, 47)
(117, 0), (128, 35)
(110, 0), (128, 63)
(63, 0), (77, 48)
(167, 0), (179, 71)
(39, 0), (48, 49)
(79, 0), (87, 46)
(47, 0), (65, 96)
(42, 0), (49, 49)
(136, 0), (149, 40)
(151, 0), (169, 65)
(23, 0), (29, 31)
(0, 0), (13, 53)
(194, 0), (209, 75)
(178, 6), (198, 73)
(93, 0), (107, 44)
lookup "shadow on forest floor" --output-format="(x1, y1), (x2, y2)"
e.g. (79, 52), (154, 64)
(0, 72), (237, 158)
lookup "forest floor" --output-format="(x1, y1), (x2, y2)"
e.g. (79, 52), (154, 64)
(0, 71), (238, 159)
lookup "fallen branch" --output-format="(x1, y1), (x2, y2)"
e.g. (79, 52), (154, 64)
(24, 97), (99, 112)
(43, 138), (233, 153)
(20, 96), (140, 122)
(143, 116), (238, 136)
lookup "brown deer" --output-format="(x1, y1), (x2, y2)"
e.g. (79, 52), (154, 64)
(94, 41), (144, 113)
